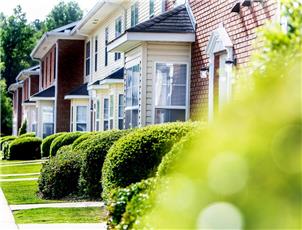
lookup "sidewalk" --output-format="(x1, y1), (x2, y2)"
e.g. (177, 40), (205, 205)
(0, 188), (18, 230)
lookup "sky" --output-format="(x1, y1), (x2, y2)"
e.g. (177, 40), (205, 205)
(0, 0), (99, 22)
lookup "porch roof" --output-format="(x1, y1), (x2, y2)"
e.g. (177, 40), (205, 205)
(88, 68), (124, 90)
(30, 85), (55, 101)
(16, 65), (40, 81)
(64, 83), (89, 99)
(108, 4), (196, 53)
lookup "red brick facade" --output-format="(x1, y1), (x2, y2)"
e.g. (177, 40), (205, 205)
(22, 78), (29, 101)
(188, 0), (277, 120)
(30, 75), (39, 96)
(56, 39), (84, 132)
(41, 46), (56, 90)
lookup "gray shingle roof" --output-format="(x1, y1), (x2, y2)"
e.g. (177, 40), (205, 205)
(92, 68), (124, 85)
(65, 83), (88, 96)
(31, 86), (55, 98)
(126, 5), (194, 33)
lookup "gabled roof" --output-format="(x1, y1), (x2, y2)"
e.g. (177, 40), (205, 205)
(31, 85), (55, 100)
(126, 5), (195, 33)
(65, 83), (89, 99)
(16, 65), (40, 81)
(8, 82), (23, 92)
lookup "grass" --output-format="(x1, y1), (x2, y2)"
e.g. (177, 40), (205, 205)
(0, 163), (42, 174)
(0, 175), (39, 179)
(0, 180), (63, 204)
(14, 207), (106, 224)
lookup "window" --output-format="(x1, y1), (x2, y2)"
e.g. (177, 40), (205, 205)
(70, 106), (74, 131)
(109, 95), (114, 129)
(94, 36), (98, 72)
(131, 2), (139, 27)
(96, 99), (100, 131)
(149, 0), (154, 18)
(125, 64), (140, 129)
(103, 98), (109, 130)
(118, 94), (124, 129)
(42, 106), (54, 138)
(115, 17), (122, 61)
(85, 41), (91, 76)
(154, 63), (187, 124)
(105, 27), (109, 66)
(31, 109), (37, 133)
(76, 106), (87, 131)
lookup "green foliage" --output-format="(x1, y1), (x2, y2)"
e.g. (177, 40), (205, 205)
(41, 132), (66, 158)
(0, 80), (12, 135)
(56, 145), (73, 156)
(19, 132), (35, 138)
(45, 1), (83, 31)
(106, 178), (156, 229)
(38, 149), (84, 199)
(1, 137), (17, 159)
(71, 132), (98, 150)
(0, 6), (38, 87)
(0, 135), (16, 149)
(18, 120), (27, 136)
(102, 122), (195, 199)
(78, 130), (128, 199)
(49, 132), (83, 157)
(8, 137), (42, 160)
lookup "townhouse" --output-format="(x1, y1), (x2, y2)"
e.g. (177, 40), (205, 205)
(9, 0), (279, 137)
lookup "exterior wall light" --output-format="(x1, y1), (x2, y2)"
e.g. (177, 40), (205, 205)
(200, 65), (209, 79)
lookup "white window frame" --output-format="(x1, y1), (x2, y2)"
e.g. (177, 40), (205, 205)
(149, 0), (155, 18)
(118, 94), (124, 129)
(94, 36), (98, 72)
(152, 61), (190, 124)
(105, 27), (109, 66)
(109, 94), (114, 129)
(125, 64), (140, 129)
(75, 105), (88, 132)
(131, 2), (139, 27)
(96, 99), (100, 131)
(85, 40), (91, 79)
(103, 97), (109, 130)
(70, 105), (74, 131)
(115, 17), (122, 61)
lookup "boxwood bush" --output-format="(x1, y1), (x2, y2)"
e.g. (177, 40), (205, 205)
(0, 136), (16, 150)
(78, 130), (129, 199)
(38, 149), (84, 199)
(49, 132), (83, 157)
(106, 178), (156, 229)
(41, 133), (66, 158)
(56, 145), (73, 155)
(19, 132), (35, 138)
(8, 137), (42, 160)
(71, 132), (98, 150)
(1, 137), (17, 159)
(102, 122), (195, 199)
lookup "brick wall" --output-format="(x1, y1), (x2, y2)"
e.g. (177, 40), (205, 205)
(56, 39), (84, 132)
(187, 0), (277, 120)
(30, 75), (39, 96)
(41, 46), (56, 89)
(23, 78), (29, 101)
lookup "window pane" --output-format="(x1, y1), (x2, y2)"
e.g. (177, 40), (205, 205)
(104, 120), (109, 131)
(86, 42), (90, 57)
(76, 106), (87, 123)
(76, 123), (87, 131)
(155, 109), (185, 124)
(42, 106), (54, 123)
(132, 109), (138, 128)
(96, 100), (100, 119)
(43, 123), (54, 138)
(110, 119), (113, 129)
(155, 63), (187, 106)
(118, 94), (124, 118)
(118, 119), (123, 130)
(149, 0), (154, 16)
(104, 98), (109, 119)
(110, 95), (114, 117)
(125, 110), (131, 129)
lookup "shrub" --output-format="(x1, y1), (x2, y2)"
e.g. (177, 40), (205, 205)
(0, 136), (16, 150)
(38, 149), (84, 199)
(106, 178), (156, 228)
(71, 132), (98, 150)
(41, 132), (66, 158)
(56, 145), (73, 155)
(8, 137), (42, 160)
(19, 132), (35, 138)
(102, 122), (195, 199)
(18, 120), (27, 136)
(78, 130), (128, 199)
(49, 132), (83, 157)
(1, 137), (17, 159)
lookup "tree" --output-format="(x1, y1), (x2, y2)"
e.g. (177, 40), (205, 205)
(0, 5), (38, 87)
(0, 79), (12, 135)
(45, 1), (83, 31)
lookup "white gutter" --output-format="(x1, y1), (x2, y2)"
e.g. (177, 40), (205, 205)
(64, 95), (89, 100)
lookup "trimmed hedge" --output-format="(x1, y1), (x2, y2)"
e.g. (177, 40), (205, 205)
(41, 132), (66, 158)
(8, 137), (42, 160)
(38, 149), (84, 199)
(0, 136), (16, 150)
(107, 178), (156, 229)
(1, 137), (17, 159)
(19, 132), (35, 138)
(71, 132), (98, 150)
(102, 122), (195, 199)
(49, 132), (83, 157)
(78, 130), (128, 199)
(56, 145), (73, 155)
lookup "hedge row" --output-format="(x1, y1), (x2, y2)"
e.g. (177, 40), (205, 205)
(41, 133), (66, 158)
(8, 137), (42, 160)
(49, 132), (83, 156)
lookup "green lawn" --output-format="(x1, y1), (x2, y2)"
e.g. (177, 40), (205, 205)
(0, 163), (42, 174)
(0, 174), (39, 179)
(0, 180), (63, 204)
(14, 207), (106, 224)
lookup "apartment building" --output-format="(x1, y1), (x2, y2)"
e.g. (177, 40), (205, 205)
(8, 82), (23, 136)
(10, 0), (279, 136)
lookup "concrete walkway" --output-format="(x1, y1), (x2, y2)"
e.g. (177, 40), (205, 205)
(18, 223), (106, 229)
(0, 160), (46, 166)
(10, 202), (104, 211)
(0, 188), (18, 230)
(0, 173), (40, 177)
(0, 162), (43, 167)
(0, 178), (38, 182)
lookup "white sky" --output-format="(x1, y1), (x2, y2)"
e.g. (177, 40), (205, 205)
(0, 0), (99, 22)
